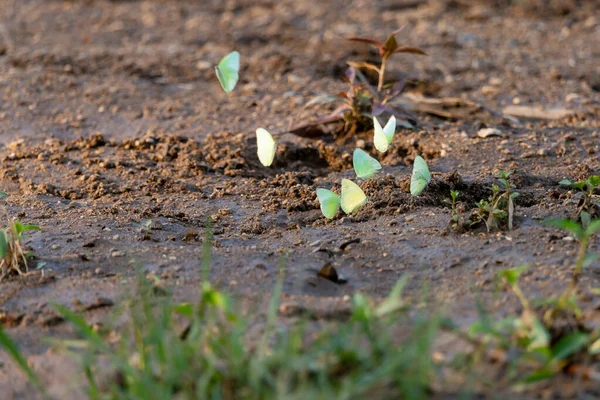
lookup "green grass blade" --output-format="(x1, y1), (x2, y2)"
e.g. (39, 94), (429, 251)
(0, 325), (46, 396)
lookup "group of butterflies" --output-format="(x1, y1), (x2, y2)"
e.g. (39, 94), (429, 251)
(214, 50), (432, 220)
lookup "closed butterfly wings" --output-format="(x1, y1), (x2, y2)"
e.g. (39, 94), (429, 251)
(316, 189), (341, 219)
(341, 179), (367, 214)
(256, 128), (277, 167)
(373, 116), (396, 153)
(215, 51), (240, 93)
(316, 179), (367, 218)
(353, 148), (381, 179)
(410, 155), (431, 196)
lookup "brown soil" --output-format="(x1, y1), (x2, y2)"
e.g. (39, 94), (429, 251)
(0, 0), (599, 398)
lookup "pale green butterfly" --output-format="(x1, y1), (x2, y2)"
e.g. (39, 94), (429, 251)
(353, 148), (381, 180)
(410, 155), (431, 196)
(256, 128), (276, 167)
(215, 51), (240, 93)
(341, 179), (367, 214)
(316, 188), (341, 219)
(373, 115), (396, 153)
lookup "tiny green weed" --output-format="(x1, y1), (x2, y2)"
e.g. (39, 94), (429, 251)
(444, 190), (463, 232)
(543, 218), (600, 321)
(470, 171), (520, 232)
(559, 175), (600, 222)
(40, 227), (442, 399)
(0, 219), (41, 279)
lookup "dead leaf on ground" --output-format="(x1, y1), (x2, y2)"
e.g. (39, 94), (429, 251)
(477, 128), (503, 138)
(397, 93), (487, 120)
(502, 105), (575, 120)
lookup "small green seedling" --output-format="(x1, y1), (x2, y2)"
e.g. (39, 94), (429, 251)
(0, 191), (7, 199)
(465, 265), (594, 384)
(293, 29), (426, 137)
(141, 219), (152, 241)
(444, 190), (462, 231)
(559, 175), (600, 222)
(544, 218), (600, 319)
(471, 171), (519, 232)
(0, 220), (41, 279)
(497, 171), (520, 231)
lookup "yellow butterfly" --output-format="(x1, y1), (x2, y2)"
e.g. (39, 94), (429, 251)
(341, 179), (367, 214)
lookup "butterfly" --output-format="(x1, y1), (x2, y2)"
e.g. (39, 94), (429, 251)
(410, 155), (431, 196)
(256, 128), (276, 167)
(373, 115), (396, 153)
(341, 179), (367, 214)
(316, 179), (368, 218)
(353, 148), (381, 180)
(316, 188), (341, 219)
(215, 51), (240, 93)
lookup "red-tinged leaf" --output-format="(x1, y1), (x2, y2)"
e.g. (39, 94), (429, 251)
(372, 102), (390, 116)
(346, 37), (383, 48)
(381, 34), (399, 59)
(394, 46), (427, 56)
(387, 80), (406, 99)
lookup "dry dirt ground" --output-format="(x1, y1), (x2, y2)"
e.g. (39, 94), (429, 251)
(0, 0), (599, 398)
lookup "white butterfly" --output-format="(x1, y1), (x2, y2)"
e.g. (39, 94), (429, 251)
(373, 116), (396, 153)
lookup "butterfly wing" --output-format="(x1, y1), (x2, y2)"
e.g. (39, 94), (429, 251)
(341, 179), (367, 214)
(215, 51), (240, 93)
(373, 117), (390, 153)
(410, 178), (427, 196)
(383, 115), (396, 142)
(410, 155), (431, 196)
(316, 188), (341, 219)
(353, 148), (381, 179)
(256, 128), (277, 167)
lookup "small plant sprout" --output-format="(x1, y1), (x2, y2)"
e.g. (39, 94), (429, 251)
(215, 51), (240, 93)
(444, 190), (462, 231)
(294, 29), (426, 137)
(0, 190), (7, 199)
(352, 148), (381, 179)
(348, 29), (427, 92)
(410, 155), (431, 196)
(0, 220), (41, 279)
(471, 171), (519, 232)
(497, 170), (520, 231)
(493, 265), (594, 382)
(559, 175), (600, 223)
(141, 219), (153, 240)
(544, 218), (600, 320)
